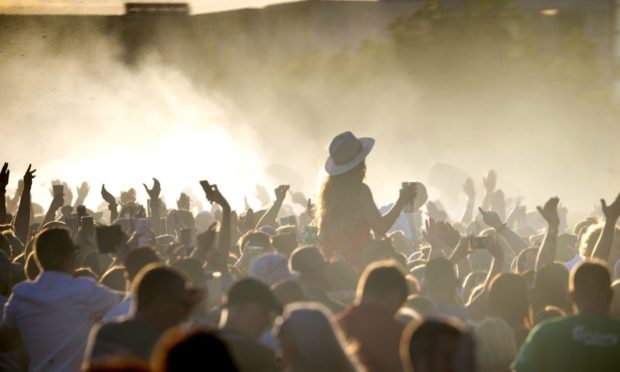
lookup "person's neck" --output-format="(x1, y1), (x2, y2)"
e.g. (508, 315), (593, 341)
(577, 304), (609, 317)
(43, 268), (73, 276)
(360, 297), (397, 315)
(135, 311), (175, 331)
(222, 320), (255, 339)
(430, 291), (454, 304)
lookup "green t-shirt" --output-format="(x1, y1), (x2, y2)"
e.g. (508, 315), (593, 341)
(512, 314), (620, 372)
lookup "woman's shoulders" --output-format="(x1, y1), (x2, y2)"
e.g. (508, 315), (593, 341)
(359, 183), (372, 196)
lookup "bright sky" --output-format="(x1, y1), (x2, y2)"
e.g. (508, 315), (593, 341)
(0, 0), (305, 15)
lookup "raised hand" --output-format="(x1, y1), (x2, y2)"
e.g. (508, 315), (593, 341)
(101, 184), (117, 205)
(76, 182), (90, 200)
(120, 188), (137, 204)
(506, 201), (525, 227)
(289, 190), (308, 207)
(255, 184), (270, 206)
(601, 193), (620, 222)
(483, 170), (497, 194)
(423, 218), (444, 248)
(63, 182), (73, 206)
(142, 178), (161, 200)
(0, 163), (9, 191)
(478, 207), (504, 229)
(200, 181), (229, 208)
(536, 197), (560, 229)
(23, 164), (36, 190)
(462, 177), (475, 200)
(436, 220), (462, 249)
(274, 185), (290, 202)
(426, 201), (445, 221)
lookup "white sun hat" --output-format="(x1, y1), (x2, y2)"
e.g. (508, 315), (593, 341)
(325, 131), (375, 176)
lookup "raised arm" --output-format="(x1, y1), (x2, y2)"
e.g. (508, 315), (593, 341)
(591, 193), (620, 262)
(481, 170), (497, 211)
(143, 178), (163, 236)
(534, 197), (560, 271)
(0, 163), (9, 224)
(460, 177), (476, 225)
(73, 182), (90, 208)
(361, 183), (415, 238)
(466, 235), (504, 319)
(479, 207), (527, 254)
(101, 185), (119, 224)
(256, 185), (288, 229)
(39, 191), (64, 231)
(200, 181), (231, 270)
(14, 165), (36, 244)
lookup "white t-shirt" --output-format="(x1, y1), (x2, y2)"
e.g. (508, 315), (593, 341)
(3, 271), (120, 372)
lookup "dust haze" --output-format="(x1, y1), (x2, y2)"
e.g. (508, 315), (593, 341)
(0, 6), (618, 223)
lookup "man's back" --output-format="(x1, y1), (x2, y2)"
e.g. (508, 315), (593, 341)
(2, 271), (118, 372)
(85, 317), (164, 366)
(513, 314), (620, 372)
(338, 303), (404, 372)
(218, 329), (277, 372)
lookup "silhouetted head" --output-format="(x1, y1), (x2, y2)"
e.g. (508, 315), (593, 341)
(34, 228), (78, 274)
(401, 318), (472, 372)
(425, 257), (458, 301)
(221, 278), (282, 340)
(133, 265), (199, 329)
(356, 260), (408, 315)
(152, 328), (239, 372)
(488, 273), (530, 329)
(570, 260), (613, 315)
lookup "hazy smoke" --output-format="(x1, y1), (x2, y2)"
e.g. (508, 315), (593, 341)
(0, 8), (618, 223)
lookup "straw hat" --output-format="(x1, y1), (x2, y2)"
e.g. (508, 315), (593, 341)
(325, 131), (374, 176)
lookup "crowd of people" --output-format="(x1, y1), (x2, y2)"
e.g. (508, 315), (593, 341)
(1, 131), (620, 372)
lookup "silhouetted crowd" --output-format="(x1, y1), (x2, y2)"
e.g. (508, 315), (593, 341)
(1, 131), (620, 372)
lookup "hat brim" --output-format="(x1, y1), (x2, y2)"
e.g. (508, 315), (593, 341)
(325, 137), (374, 176)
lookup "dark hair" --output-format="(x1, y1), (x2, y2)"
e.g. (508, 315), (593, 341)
(172, 258), (206, 288)
(238, 231), (271, 253)
(405, 294), (437, 317)
(133, 265), (188, 313)
(25, 251), (40, 280)
(488, 273), (530, 329)
(401, 319), (468, 372)
(358, 261), (408, 303)
(152, 329), (239, 372)
(424, 257), (457, 295)
(571, 260), (612, 303)
(289, 246), (326, 276)
(532, 263), (570, 313)
(533, 305), (566, 325)
(125, 247), (160, 281)
(100, 266), (127, 291)
(34, 228), (76, 271)
(271, 280), (307, 306)
(0, 234), (11, 258)
(75, 267), (99, 281)
(271, 232), (298, 257)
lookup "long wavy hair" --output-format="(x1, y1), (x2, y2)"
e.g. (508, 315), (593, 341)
(275, 302), (364, 372)
(316, 162), (366, 241)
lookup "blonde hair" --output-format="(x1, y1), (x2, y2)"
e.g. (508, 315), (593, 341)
(275, 302), (364, 372)
(474, 317), (517, 372)
(579, 223), (620, 259)
(316, 162), (366, 241)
